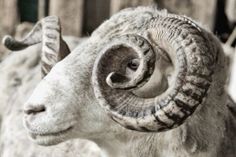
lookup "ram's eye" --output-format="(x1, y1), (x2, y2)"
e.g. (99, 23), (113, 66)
(127, 59), (140, 71)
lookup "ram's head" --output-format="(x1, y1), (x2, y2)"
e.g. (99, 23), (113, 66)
(2, 7), (224, 146)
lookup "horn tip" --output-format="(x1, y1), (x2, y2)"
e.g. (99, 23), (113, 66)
(106, 72), (130, 88)
(106, 72), (116, 87)
(2, 35), (12, 47)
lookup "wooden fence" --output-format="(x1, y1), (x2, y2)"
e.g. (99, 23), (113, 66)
(0, 0), (217, 38)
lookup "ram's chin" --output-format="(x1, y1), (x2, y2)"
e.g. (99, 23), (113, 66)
(30, 135), (65, 146)
(28, 127), (73, 146)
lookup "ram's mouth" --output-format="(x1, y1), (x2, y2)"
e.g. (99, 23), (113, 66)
(28, 126), (73, 146)
(30, 126), (72, 137)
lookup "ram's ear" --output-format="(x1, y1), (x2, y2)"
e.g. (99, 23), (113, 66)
(2, 16), (71, 77)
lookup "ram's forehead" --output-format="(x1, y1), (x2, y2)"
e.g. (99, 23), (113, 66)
(66, 7), (161, 62)
(54, 7), (168, 83)
(91, 7), (162, 39)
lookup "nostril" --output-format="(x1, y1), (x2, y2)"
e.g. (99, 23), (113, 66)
(24, 105), (46, 115)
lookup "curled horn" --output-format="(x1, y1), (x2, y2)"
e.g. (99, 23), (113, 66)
(92, 16), (217, 132)
(2, 16), (70, 77)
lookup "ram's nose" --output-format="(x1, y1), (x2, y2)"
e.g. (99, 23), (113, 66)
(24, 105), (46, 115)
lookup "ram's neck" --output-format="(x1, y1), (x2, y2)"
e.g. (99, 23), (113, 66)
(93, 44), (230, 157)
(93, 94), (231, 157)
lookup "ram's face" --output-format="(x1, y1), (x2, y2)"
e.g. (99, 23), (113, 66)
(3, 7), (221, 146)
(23, 46), (105, 145)
(22, 37), (174, 146)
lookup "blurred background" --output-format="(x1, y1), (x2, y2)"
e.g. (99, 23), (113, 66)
(0, 0), (235, 157)
(0, 0), (235, 59)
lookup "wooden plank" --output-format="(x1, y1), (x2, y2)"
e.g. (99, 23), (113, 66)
(83, 0), (110, 35)
(49, 0), (84, 36)
(156, 0), (217, 30)
(38, 0), (46, 20)
(110, 0), (155, 15)
(0, 0), (19, 58)
(226, 0), (236, 23)
(0, 0), (19, 34)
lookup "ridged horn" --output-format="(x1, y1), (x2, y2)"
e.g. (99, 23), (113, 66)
(2, 16), (70, 77)
(92, 16), (216, 132)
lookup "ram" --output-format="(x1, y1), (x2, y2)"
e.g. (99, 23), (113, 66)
(0, 36), (102, 157)
(3, 7), (236, 157)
